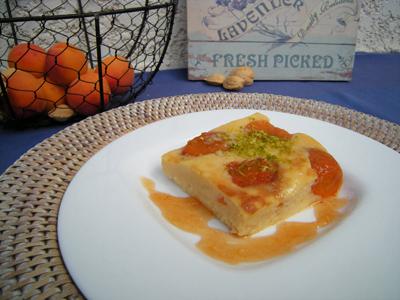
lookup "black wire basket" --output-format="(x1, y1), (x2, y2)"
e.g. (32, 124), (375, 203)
(0, 0), (177, 127)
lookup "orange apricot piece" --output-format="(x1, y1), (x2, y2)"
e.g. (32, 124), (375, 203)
(308, 148), (343, 198)
(245, 120), (292, 139)
(182, 132), (229, 156)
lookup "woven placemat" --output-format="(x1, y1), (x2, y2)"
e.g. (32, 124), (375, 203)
(1, 92), (399, 299)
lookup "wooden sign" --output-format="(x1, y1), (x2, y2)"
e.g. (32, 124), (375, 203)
(187, 0), (359, 81)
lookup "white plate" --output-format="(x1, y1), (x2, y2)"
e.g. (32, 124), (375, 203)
(58, 110), (400, 300)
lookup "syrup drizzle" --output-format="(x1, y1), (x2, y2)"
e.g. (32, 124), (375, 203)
(141, 177), (348, 265)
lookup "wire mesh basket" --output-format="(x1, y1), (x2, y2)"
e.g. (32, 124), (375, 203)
(0, 0), (177, 126)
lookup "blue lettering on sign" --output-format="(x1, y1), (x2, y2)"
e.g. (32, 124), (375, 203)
(273, 54), (333, 68)
(211, 53), (334, 69)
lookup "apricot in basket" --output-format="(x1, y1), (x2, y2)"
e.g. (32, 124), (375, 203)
(37, 80), (67, 112)
(6, 70), (46, 118)
(66, 71), (111, 116)
(98, 56), (134, 95)
(8, 43), (47, 78)
(46, 42), (88, 86)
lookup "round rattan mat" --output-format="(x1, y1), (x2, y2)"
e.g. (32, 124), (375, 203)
(1, 93), (399, 299)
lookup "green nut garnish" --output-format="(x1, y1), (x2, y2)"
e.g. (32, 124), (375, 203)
(229, 130), (292, 160)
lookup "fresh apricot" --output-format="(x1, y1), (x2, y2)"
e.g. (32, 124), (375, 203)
(99, 56), (134, 94)
(6, 70), (46, 117)
(37, 79), (66, 111)
(66, 72), (111, 116)
(45, 42), (88, 86)
(8, 43), (47, 78)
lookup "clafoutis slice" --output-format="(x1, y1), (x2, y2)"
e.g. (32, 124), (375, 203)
(162, 113), (343, 236)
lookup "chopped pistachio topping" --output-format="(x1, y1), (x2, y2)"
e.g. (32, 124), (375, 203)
(229, 130), (292, 160)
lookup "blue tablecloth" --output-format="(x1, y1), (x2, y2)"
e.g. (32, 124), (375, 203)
(1, 52), (399, 174)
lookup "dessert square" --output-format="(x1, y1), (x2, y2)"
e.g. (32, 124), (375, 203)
(162, 113), (342, 236)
